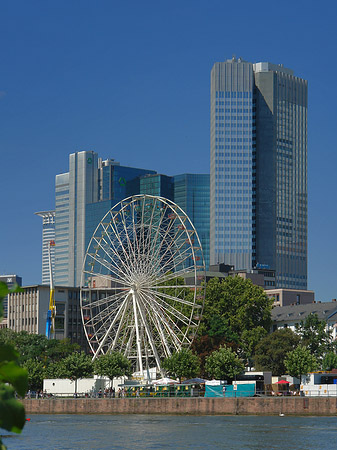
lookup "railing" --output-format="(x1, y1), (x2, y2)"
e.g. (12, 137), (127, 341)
(25, 389), (337, 399)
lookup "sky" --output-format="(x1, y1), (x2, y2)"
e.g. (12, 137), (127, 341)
(0, 0), (336, 301)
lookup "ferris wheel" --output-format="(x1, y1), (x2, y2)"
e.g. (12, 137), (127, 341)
(80, 194), (205, 377)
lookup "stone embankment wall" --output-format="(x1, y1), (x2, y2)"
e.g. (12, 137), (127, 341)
(23, 397), (337, 416)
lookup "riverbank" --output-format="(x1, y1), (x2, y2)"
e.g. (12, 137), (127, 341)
(22, 397), (337, 416)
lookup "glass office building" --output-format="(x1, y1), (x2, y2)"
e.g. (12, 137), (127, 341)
(210, 58), (307, 289)
(174, 174), (210, 270)
(54, 151), (155, 287)
(139, 174), (174, 199)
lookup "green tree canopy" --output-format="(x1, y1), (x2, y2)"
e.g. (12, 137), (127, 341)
(205, 346), (244, 382)
(195, 276), (273, 368)
(23, 359), (45, 391)
(322, 352), (337, 371)
(0, 282), (28, 450)
(253, 328), (300, 376)
(58, 352), (94, 395)
(59, 352), (93, 381)
(295, 313), (334, 359)
(94, 352), (131, 381)
(284, 345), (318, 380)
(162, 348), (200, 382)
(201, 276), (272, 337)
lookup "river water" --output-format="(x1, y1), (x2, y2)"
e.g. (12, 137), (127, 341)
(3, 414), (337, 450)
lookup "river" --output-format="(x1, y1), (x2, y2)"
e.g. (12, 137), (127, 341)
(3, 414), (337, 449)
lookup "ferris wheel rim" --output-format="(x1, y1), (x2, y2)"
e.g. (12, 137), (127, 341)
(80, 194), (206, 375)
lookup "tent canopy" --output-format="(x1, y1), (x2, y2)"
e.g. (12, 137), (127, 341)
(153, 377), (179, 385)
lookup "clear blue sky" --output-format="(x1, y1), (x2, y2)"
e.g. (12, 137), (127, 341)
(0, 0), (336, 301)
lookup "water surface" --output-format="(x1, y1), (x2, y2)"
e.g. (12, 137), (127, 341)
(3, 414), (337, 450)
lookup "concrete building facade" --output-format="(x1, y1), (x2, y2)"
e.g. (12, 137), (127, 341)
(7, 285), (87, 350)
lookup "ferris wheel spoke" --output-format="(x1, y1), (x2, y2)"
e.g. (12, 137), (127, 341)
(145, 287), (196, 309)
(124, 327), (136, 359)
(154, 266), (196, 285)
(152, 296), (192, 328)
(138, 291), (182, 351)
(87, 292), (129, 332)
(145, 203), (170, 256)
(82, 267), (128, 288)
(82, 289), (127, 310)
(140, 289), (190, 334)
(138, 294), (176, 356)
(111, 208), (138, 268)
(86, 246), (132, 284)
(148, 210), (180, 261)
(81, 194), (205, 372)
(140, 198), (158, 256)
(107, 295), (132, 353)
(135, 293), (163, 374)
(100, 223), (135, 278)
(88, 297), (130, 327)
(92, 292), (132, 360)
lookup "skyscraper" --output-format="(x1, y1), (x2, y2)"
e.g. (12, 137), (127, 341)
(35, 210), (56, 285)
(174, 174), (210, 270)
(54, 151), (156, 287)
(210, 57), (307, 289)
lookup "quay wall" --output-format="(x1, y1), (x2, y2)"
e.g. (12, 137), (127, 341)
(22, 397), (337, 416)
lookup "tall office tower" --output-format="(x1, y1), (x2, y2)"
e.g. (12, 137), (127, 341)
(210, 57), (307, 289)
(174, 174), (210, 270)
(54, 151), (155, 287)
(35, 210), (56, 284)
(139, 174), (174, 199)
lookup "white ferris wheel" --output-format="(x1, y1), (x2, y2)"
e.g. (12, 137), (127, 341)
(80, 194), (205, 377)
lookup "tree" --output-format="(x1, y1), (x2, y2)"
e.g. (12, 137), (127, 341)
(284, 345), (318, 381)
(322, 352), (337, 371)
(196, 277), (273, 366)
(94, 352), (131, 382)
(205, 346), (244, 382)
(295, 313), (334, 360)
(253, 328), (300, 376)
(60, 352), (94, 395)
(0, 282), (28, 450)
(23, 359), (45, 391)
(240, 327), (268, 369)
(162, 348), (200, 382)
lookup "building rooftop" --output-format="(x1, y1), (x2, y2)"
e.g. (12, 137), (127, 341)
(272, 301), (337, 322)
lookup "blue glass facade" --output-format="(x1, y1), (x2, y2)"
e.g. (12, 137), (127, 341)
(139, 174), (173, 199)
(174, 174), (210, 270)
(55, 152), (156, 287)
(210, 60), (254, 272)
(210, 59), (307, 289)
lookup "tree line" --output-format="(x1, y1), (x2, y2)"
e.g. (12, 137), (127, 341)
(1, 276), (337, 392)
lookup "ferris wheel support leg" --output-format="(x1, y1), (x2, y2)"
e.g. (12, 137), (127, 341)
(132, 289), (144, 376)
(136, 295), (164, 378)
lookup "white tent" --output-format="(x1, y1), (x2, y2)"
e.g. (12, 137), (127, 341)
(153, 377), (179, 385)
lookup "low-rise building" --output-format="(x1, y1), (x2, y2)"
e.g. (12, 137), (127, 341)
(7, 285), (87, 351)
(0, 274), (22, 328)
(271, 300), (337, 338)
(266, 288), (314, 307)
(301, 371), (337, 397)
